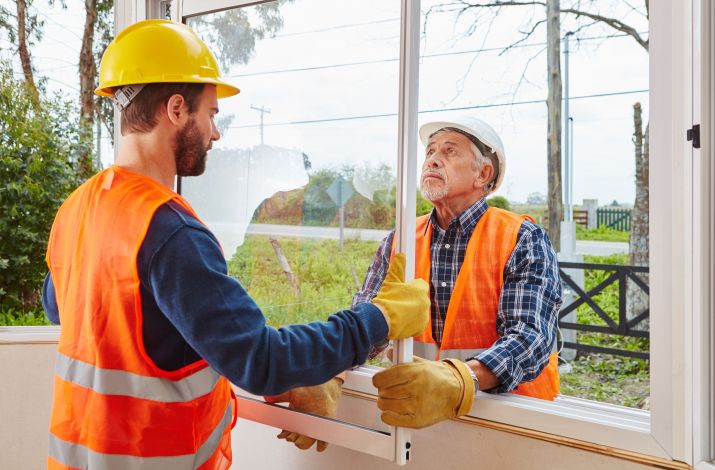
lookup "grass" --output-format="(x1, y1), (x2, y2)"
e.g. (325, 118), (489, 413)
(576, 225), (630, 242)
(558, 253), (650, 408)
(227, 235), (380, 327)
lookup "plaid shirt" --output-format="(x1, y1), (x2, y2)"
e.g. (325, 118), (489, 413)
(353, 198), (561, 393)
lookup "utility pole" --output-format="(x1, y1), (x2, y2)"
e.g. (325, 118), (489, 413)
(563, 31), (574, 223)
(250, 104), (271, 145)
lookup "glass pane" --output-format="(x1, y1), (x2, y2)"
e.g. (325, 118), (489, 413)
(419, 1), (649, 407)
(182, 0), (400, 379)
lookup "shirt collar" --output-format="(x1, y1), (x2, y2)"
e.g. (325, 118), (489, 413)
(427, 198), (489, 235)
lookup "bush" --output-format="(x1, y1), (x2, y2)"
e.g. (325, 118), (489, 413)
(0, 65), (86, 318)
(486, 195), (510, 210)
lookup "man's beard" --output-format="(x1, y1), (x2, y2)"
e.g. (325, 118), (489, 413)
(420, 169), (449, 201)
(174, 117), (210, 177)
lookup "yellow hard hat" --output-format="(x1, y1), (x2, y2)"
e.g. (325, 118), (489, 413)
(95, 19), (239, 99)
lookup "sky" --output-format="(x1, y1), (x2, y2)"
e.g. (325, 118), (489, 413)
(0, 0), (649, 207)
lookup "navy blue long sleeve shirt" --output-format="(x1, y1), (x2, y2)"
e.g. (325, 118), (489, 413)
(43, 200), (387, 395)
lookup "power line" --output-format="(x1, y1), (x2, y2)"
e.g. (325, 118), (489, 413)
(34, 8), (84, 41)
(273, 17), (400, 38)
(228, 89), (648, 130)
(227, 30), (647, 79)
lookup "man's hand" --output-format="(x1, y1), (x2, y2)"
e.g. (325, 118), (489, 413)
(372, 253), (430, 340)
(264, 377), (343, 452)
(372, 356), (475, 429)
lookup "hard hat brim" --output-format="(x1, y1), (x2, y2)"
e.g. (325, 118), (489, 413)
(95, 77), (240, 99)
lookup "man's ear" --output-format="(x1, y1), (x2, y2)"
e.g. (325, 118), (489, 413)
(474, 162), (494, 189)
(165, 94), (187, 127)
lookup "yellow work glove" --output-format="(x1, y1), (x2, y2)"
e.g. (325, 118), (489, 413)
(263, 376), (343, 452)
(372, 253), (430, 340)
(372, 356), (475, 429)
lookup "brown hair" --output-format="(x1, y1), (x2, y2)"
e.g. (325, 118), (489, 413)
(120, 83), (205, 135)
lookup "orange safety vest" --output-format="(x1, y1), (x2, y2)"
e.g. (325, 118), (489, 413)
(46, 166), (236, 469)
(394, 207), (559, 400)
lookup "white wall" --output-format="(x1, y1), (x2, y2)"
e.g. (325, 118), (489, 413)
(0, 342), (655, 470)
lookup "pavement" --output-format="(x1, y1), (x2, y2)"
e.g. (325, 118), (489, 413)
(243, 223), (629, 256)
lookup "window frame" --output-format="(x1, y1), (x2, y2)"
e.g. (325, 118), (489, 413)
(0, 0), (711, 466)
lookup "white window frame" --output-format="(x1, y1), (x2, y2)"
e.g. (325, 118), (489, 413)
(1, 0), (711, 466)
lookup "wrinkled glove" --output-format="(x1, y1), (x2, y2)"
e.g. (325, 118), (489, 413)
(372, 356), (475, 429)
(264, 376), (343, 452)
(372, 253), (430, 340)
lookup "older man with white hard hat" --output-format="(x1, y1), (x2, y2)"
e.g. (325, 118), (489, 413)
(353, 116), (562, 428)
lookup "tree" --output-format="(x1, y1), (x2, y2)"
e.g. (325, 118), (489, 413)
(628, 101), (648, 326)
(187, 1), (293, 71)
(546, 0), (562, 250)
(0, 0), (43, 102)
(0, 64), (84, 314)
(526, 191), (546, 205)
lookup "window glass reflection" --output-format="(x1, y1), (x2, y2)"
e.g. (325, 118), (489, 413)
(183, 0), (400, 328)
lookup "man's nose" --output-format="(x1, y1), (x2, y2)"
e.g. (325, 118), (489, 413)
(211, 122), (221, 141)
(424, 153), (441, 169)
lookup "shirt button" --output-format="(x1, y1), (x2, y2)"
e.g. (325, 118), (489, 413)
(445, 244), (451, 249)
(441, 282), (447, 287)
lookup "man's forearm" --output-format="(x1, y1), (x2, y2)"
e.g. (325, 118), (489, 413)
(466, 359), (499, 391)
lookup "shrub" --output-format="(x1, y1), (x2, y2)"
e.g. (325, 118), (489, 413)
(0, 65), (86, 316)
(486, 195), (510, 210)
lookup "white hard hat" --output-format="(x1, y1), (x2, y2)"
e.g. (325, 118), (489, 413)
(419, 116), (506, 194)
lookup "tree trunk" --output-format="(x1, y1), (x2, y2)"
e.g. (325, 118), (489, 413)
(15, 0), (39, 103)
(546, 0), (563, 250)
(627, 102), (649, 328)
(78, 0), (98, 179)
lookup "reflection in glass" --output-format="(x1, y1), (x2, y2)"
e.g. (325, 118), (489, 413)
(183, 0), (400, 332)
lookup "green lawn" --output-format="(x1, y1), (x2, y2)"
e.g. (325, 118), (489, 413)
(576, 225), (630, 242)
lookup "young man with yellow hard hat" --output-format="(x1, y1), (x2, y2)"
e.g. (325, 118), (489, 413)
(43, 20), (429, 469)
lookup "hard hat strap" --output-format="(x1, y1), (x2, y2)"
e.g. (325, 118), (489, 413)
(113, 84), (147, 111)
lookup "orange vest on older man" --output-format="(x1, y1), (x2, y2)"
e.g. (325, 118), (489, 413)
(399, 207), (560, 400)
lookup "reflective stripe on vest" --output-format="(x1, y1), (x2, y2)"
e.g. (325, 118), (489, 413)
(48, 402), (233, 469)
(413, 341), (486, 362)
(55, 352), (221, 403)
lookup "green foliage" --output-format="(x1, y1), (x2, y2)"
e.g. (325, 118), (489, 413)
(188, 1), (294, 71)
(0, 65), (84, 316)
(227, 236), (379, 326)
(510, 203), (546, 225)
(486, 195), (510, 210)
(576, 225), (630, 242)
(415, 191), (433, 216)
(0, 307), (51, 326)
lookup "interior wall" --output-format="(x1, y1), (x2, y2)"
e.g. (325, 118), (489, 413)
(0, 342), (657, 470)
(0, 343), (56, 470)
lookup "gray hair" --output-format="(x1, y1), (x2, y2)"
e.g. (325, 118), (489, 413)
(429, 127), (498, 193)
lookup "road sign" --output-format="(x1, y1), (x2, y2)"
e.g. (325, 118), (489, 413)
(326, 176), (354, 208)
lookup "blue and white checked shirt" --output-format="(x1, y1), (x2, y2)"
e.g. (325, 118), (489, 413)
(353, 198), (561, 393)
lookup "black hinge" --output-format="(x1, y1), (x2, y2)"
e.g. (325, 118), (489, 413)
(687, 124), (701, 149)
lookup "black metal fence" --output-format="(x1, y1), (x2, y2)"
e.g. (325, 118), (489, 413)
(596, 207), (631, 231)
(559, 261), (649, 360)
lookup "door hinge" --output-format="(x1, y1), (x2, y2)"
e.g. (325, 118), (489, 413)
(686, 124), (701, 149)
